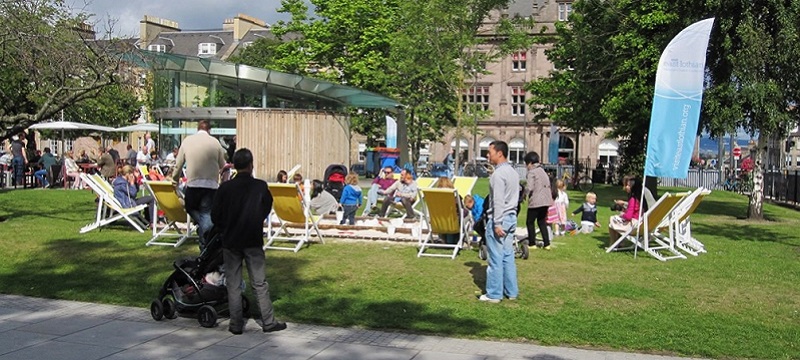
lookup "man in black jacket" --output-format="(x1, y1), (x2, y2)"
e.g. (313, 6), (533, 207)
(211, 148), (286, 335)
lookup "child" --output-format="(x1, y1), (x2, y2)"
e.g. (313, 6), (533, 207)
(554, 179), (569, 236)
(338, 173), (362, 225)
(572, 192), (601, 233)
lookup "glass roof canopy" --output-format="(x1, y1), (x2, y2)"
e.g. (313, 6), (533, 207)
(134, 51), (402, 111)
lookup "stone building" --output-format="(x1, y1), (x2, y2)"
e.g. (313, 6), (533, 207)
(422, 0), (618, 169)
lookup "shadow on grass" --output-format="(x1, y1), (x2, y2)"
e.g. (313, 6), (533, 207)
(463, 261), (486, 292)
(0, 234), (488, 337)
(692, 221), (795, 246)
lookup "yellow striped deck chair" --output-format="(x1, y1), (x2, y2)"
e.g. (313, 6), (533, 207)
(265, 183), (324, 252)
(606, 192), (688, 261)
(80, 173), (148, 234)
(144, 181), (196, 247)
(418, 188), (469, 259)
(452, 176), (478, 199)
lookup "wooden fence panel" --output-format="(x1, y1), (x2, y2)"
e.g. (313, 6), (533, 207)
(237, 109), (350, 181)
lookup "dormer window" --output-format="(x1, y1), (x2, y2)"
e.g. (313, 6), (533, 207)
(147, 44), (166, 52)
(198, 43), (217, 55)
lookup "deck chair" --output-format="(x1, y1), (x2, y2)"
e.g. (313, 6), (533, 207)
(452, 176), (478, 199)
(265, 183), (324, 252)
(386, 176), (439, 218)
(606, 192), (688, 261)
(417, 188), (469, 259)
(80, 173), (148, 234)
(144, 181), (196, 247)
(137, 164), (150, 178)
(668, 187), (711, 256)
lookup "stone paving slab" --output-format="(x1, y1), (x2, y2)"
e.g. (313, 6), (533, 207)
(0, 294), (706, 360)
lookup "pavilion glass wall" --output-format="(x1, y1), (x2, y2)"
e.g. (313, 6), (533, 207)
(151, 69), (342, 155)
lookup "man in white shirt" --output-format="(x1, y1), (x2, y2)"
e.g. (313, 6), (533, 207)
(144, 133), (156, 154)
(136, 145), (149, 165)
(164, 147), (178, 165)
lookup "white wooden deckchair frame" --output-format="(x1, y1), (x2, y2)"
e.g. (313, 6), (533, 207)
(144, 180), (196, 247)
(606, 192), (688, 261)
(80, 173), (148, 234)
(264, 182), (324, 252)
(666, 187), (711, 256)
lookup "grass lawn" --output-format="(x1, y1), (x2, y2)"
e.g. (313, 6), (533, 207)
(0, 181), (798, 359)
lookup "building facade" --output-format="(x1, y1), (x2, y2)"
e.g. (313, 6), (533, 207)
(424, 0), (618, 169)
(134, 6), (617, 170)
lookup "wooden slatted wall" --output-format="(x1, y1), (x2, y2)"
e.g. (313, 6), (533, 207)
(237, 109), (350, 181)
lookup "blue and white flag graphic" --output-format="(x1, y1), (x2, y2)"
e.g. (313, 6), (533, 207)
(644, 18), (715, 179)
(385, 115), (397, 148)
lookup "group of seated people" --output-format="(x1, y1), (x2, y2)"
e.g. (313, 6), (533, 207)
(297, 166), (483, 238)
(373, 168), (419, 219)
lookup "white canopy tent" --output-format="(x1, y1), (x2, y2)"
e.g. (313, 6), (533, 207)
(115, 123), (159, 132)
(28, 121), (115, 155)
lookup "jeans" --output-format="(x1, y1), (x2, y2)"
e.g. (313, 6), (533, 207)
(362, 184), (383, 215)
(185, 187), (216, 249)
(12, 156), (24, 184)
(485, 214), (519, 300)
(34, 169), (48, 187)
(135, 196), (156, 223)
(223, 247), (277, 332)
(526, 206), (550, 247)
(380, 196), (415, 218)
(341, 204), (358, 225)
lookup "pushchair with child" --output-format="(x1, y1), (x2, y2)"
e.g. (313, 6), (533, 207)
(475, 184), (529, 261)
(150, 227), (249, 328)
(323, 164), (348, 201)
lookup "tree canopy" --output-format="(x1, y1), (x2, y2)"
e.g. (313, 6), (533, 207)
(526, 0), (800, 219)
(231, 0), (534, 164)
(0, 0), (136, 140)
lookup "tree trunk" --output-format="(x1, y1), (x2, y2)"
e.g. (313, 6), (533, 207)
(747, 146), (764, 220)
(397, 110), (409, 166)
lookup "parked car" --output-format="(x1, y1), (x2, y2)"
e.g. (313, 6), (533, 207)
(350, 163), (366, 177)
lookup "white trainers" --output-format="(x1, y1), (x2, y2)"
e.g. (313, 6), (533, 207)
(478, 294), (500, 303)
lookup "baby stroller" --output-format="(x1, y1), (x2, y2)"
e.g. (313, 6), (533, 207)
(475, 184), (529, 261)
(150, 228), (249, 328)
(323, 164), (348, 201)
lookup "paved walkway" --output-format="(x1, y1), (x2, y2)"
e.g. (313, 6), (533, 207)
(0, 294), (704, 360)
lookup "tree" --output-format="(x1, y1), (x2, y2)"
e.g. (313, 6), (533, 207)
(239, 0), (533, 166)
(527, 0), (695, 178)
(63, 83), (142, 130)
(702, 0), (800, 219)
(388, 0), (535, 167)
(0, 0), (135, 140)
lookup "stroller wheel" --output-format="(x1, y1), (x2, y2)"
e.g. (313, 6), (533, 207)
(162, 298), (177, 319)
(198, 305), (217, 328)
(478, 243), (488, 261)
(241, 295), (250, 315)
(520, 240), (530, 260)
(150, 299), (164, 321)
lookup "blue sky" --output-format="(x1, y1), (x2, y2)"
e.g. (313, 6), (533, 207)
(76, 0), (292, 37)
